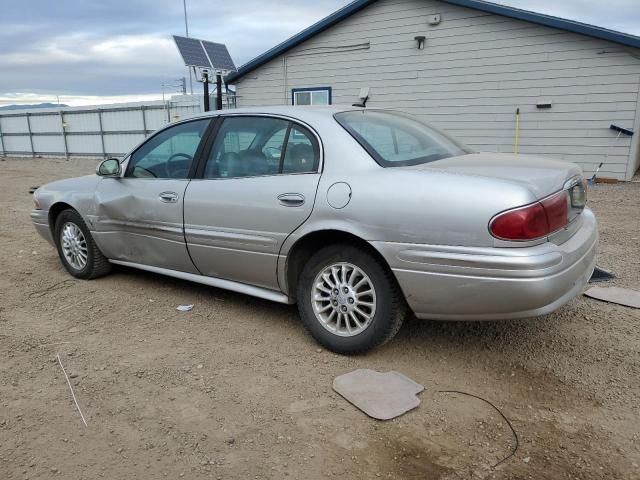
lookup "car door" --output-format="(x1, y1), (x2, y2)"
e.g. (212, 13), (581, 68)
(183, 115), (322, 290)
(93, 118), (212, 273)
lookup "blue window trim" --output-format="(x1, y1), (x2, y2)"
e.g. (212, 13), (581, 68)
(226, 0), (640, 85)
(291, 87), (332, 106)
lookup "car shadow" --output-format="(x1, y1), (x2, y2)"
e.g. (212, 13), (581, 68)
(109, 263), (573, 359)
(395, 310), (570, 357)
(109, 264), (299, 317)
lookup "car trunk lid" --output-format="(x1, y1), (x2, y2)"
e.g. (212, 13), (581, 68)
(414, 152), (582, 200)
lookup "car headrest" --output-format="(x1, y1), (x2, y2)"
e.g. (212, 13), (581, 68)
(285, 143), (314, 172)
(239, 149), (269, 175)
(216, 151), (240, 177)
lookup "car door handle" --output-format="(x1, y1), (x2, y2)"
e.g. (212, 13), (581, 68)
(159, 192), (179, 203)
(278, 193), (305, 207)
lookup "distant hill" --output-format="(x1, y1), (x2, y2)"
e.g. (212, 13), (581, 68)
(0, 103), (68, 111)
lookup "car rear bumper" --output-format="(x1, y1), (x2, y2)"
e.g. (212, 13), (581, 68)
(373, 208), (598, 320)
(31, 209), (55, 246)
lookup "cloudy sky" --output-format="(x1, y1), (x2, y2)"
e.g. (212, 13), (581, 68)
(1, 0), (638, 106)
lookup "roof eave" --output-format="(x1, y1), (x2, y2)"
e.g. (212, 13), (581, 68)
(445, 0), (640, 50)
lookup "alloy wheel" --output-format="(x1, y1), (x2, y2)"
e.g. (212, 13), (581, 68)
(311, 262), (377, 337)
(60, 222), (88, 270)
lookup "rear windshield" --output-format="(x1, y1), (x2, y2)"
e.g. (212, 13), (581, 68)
(334, 110), (472, 167)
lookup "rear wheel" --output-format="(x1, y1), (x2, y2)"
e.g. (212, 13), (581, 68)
(297, 244), (406, 354)
(54, 209), (111, 279)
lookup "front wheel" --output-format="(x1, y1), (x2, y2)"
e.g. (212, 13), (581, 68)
(297, 244), (406, 354)
(54, 209), (112, 279)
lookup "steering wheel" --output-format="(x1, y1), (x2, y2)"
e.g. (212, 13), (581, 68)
(166, 152), (193, 178)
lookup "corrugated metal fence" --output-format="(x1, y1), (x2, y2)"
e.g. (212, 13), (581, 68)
(0, 98), (203, 159)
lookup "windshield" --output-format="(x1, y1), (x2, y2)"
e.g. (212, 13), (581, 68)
(334, 110), (472, 167)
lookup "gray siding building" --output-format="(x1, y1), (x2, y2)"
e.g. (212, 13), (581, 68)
(227, 0), (640, 180)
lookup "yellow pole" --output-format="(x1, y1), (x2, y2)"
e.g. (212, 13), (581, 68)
(514, 107), (520, 156)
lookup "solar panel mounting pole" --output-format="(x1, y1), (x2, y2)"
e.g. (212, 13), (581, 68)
(203, 70), (210, 112)
(183, 0), (193, 95)
(216, 74), (223, 110)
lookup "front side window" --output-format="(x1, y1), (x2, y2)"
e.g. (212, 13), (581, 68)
(126, 119), (210, 179)
(204, 116), (319, 179)
(334, 110), (471, 167)
(292, 87), (331, 106)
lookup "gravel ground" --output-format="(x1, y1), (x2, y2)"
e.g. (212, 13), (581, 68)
(1, 157), (639, 480)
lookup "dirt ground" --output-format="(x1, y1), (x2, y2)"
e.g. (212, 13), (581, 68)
(1, 156), (639, 480)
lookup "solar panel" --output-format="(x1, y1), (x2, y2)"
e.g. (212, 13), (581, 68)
(173, 35), (211, 68)
(202, 41), (237, 72)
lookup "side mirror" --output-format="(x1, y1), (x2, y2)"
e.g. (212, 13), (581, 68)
(97, 158), (121, 177)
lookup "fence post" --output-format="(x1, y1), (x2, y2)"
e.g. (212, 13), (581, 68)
(25, 113), (35, 158)
(59, 111), (69, 160)
(97, 109), (107, 159)
(0, 115), (5, 160)
(141, 105), (148, 137)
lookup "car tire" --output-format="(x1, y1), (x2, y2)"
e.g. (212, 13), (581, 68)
(54, 209), (112, 280)
(297, 244), (406, 354)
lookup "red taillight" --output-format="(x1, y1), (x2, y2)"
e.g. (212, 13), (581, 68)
(540, 191), (569, 232)
(490, 191), (569, 241)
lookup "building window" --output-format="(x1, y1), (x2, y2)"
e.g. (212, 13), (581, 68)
(292, 87), (332, 106)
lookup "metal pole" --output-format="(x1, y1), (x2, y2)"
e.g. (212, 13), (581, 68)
(59, 111), (69, 160)
(98, 109), (107, 159)
(203, 71), (210, 112)
(183, 0), (189, 37)
(216, 74), (223, 110)
(184, 0), (193, 95)
(25, 113), (35, 158)
(0, 115), (5, 159)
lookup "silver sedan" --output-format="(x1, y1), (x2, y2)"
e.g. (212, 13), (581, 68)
(31, 106), (597, 353)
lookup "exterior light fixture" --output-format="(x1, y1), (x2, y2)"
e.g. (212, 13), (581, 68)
(414, 36), (426, 50)
(353, 86), (370, 108)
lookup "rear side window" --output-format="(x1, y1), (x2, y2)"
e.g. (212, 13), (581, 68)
(204, 116), (320, 179)
(334, 110), (471, 167)
(282, 126), (317, 174)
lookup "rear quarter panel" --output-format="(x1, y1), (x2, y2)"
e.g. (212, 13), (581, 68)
(283, 163), (538, 251)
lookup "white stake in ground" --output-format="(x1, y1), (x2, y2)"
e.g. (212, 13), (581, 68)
(56, 354), (88, 427)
